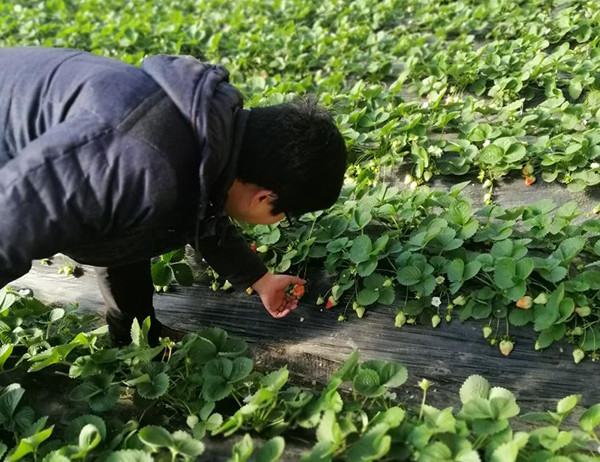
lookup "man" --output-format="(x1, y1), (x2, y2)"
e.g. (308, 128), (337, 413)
(0, 47), (347, 345)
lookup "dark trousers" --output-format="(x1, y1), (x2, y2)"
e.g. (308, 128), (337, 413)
(95, 260), (162, 345)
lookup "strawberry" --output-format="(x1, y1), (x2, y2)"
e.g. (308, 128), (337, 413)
(395, 311), (407, 328)
(292, 284), (305, 298)
(431, 314), (441, 328)
(525, 176), (536, 186)
(316, 296), (325, 305)
(575, 306), (591, 317)
(482, 326), (493, 339)
(522, 163), (534, 176)
(325, 297), (337, 309)
(250, 242), (258, 252)
(573, 348), (585, 364)
(499, 340), (514, 357)
(516, 296), (533, 310)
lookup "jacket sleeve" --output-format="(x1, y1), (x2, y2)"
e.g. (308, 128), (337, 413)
(196, 219), (268, 291)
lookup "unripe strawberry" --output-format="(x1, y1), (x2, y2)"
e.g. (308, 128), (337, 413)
(256, 245), (268, 253)
(317, 296), (325, 305)
(221, 280), (233, 291)
(576, 306), (591, 317)
(533, 293), (548, 304)
(404, 174), (413, 185)
(483, 326), (493, 339)
(246, 287), (254, 295)
(355, 306), (365, 318)
(571, 327), (584, 336)
(516, 296), (533, 310)
(482, 179), (493, 189)
(445, 314), (452, 322)
(423, 171), (433, 182)
(338, 315), (345, 322)
(395, 311), (407, 328)
(500, 340), (514, 357)
(431, 314), (441, 328)
(383, 279), (392, 287)
(522, 163), (534, 176)
(573, 349), (585, 364)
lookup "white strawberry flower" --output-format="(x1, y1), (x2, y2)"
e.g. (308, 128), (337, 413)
(483, 140), (491, 147)
(591, 162), (600, 169)
(431, 297), (442, 307)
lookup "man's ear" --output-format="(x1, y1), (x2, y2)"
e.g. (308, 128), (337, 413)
(255, 189), (278, 204)
(254, 189), (277, 205)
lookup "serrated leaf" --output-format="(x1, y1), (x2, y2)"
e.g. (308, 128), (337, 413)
(357, 288), (379, 306)
(350, 235), (373, 264)
(256, 436), (285, 462)
(460, 375), (490, 404)
(580, 404), (600, 433)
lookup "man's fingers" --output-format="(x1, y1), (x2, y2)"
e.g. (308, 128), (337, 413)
(273, 308), (291, 318)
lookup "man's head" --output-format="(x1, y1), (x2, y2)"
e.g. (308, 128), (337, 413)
(226, 97), (347, 224)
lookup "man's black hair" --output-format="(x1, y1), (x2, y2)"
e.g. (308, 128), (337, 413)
(237, 96), (348, 217)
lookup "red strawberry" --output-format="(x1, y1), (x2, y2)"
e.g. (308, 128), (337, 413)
(525, 176), (536, 186)
(325, 297), (337, 309)
(250, 242), (258, 252)
(292, 284), (305, 298)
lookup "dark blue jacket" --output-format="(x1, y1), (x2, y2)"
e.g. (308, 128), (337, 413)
(0, 47), (267, 291)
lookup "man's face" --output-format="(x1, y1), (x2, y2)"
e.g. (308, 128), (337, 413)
(226, 179), (285, 225)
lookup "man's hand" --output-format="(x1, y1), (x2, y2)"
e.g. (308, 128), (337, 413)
(252, 273), (306, 318)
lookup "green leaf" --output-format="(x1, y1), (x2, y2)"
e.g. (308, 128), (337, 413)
(151, 261), (173, 287)
(357, 288), (379, 306)
(78, 423), (102, 452)
(90, 385), (121, 412)
(0, 344), (13, 371)
(6, 426), (53, 462)
(460, 375), (490, 404)
(354, 369), (385, 398)
(139, 425), (172, 448)
(171, 430), (205, 457)
(557, 395), (581, 415)
(66, 415), (107, 443)
(104, 450), (154, 462)
(509, 308), (534, 327)
(447, 259), (465, 283)
(494, 258), (516, 289)
(580, 404), (600, 433)
(534, 284), (564, 331)
(171, 263), (194, 286)
(377, 286), (396, 305)
(350, 235), (373, 264)
(229, 357), (254, 383)
(137, 373), (169, 399)
(490, 441), (519, 462)
(226, 434), (253, 462)
(479, 145), (504, 165)
(397, 266), (421, 286)
(255, 437), (285, 462)
(202, 377), (233, 402)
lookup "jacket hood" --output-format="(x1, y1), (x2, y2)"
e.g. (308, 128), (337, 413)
(140, 54), (249, 242)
